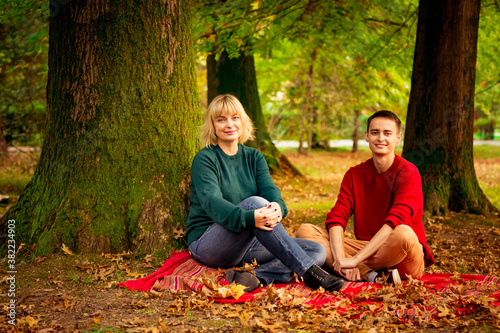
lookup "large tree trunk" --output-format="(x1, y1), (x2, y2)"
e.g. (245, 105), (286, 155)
(207, 50), (300, 175)
(402, 0), (497, 216)
(0, 0), (200, 255)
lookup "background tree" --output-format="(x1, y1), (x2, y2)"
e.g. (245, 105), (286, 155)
(1, 0), (200, 255)
(206, 50), (300, 174)
(402, 0), (498, 216)
(195, 0), (312, 173)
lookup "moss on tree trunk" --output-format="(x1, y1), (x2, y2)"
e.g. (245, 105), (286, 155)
(402, 0), (497, 217)
(207, 50), (300, 175)
(0, 0), (200, 255)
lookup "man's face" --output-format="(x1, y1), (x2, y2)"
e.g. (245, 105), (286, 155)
(365, 117), (402, 157)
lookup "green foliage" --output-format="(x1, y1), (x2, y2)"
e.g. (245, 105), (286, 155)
(2, 0), (499, 151)
(476, 0), (500, 130)
(255, 0), (417, 143)
(194, 0), (499, 145)
(193, 0), (311, 58)
(0, 0), (48, 146)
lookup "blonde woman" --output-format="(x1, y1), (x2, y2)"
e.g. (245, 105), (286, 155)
(186, 94), (345, 292)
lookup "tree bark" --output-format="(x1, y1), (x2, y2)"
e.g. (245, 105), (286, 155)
(306, 49), (317, 154)
(207, 50), (300, 175)
(1, 0), (200, 255)
(352, 109), (360, 153)
(402, 0), (497, 216)
(298, 133), (305, 154)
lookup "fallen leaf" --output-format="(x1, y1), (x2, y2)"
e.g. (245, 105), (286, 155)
(64, 298), (76, 309)
(61, 244), (74, 255)
(173, 226), (184, 239)
(35, 256), (47, 264)
(18, 316), (39, 327)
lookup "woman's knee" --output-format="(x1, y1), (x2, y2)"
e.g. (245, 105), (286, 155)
(237, 196), (269, 210)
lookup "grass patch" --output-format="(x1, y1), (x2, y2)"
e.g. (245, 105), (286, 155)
(473, 144), (500, 159)
(0, 149), (39, 195)
(0, 170), (31, 193)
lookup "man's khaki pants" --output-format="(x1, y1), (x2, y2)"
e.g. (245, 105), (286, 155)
(296, 224), (425, 281)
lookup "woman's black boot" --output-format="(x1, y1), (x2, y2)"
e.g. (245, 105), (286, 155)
(303, 264), (345, 291)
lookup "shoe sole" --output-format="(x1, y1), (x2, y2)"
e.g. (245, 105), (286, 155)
(392, 269), (402, 287)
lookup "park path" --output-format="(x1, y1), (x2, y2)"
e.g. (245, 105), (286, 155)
(273, 139), (500, 148)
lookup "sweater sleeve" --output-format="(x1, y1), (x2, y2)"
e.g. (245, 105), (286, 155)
(254, 151), (288, 217)
(384, 165), (423, 229)
(190, 151), (255, 233)
(325, 169), (354, 231)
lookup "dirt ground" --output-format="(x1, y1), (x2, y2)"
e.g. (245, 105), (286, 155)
(1, 150), (499, 332)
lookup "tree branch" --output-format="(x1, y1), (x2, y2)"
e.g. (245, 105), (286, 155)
(475, 80), (500, 95)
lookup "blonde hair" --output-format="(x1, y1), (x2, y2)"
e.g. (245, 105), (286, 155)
(199, 94), (255, 148)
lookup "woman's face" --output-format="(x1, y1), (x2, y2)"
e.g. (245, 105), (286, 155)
(214, 112), (242, 145)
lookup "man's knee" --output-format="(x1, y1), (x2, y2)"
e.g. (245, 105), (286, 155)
(393, 225), (419, 248)
(296, 223), (324, 240)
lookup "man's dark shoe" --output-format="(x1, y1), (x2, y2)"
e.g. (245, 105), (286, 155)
(303, 264), (346, 292)
(225, 269), (261, 292)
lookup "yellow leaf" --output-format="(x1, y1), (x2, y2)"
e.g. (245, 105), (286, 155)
(64, 298), (76, 309)
(61, 244), (74, 255)
(125, 269), (146, 279)
(173, 225), (185, 239)
(230, 283), (247, 300)
(18, 316), (39, 327)
(93, 314), (101, 324)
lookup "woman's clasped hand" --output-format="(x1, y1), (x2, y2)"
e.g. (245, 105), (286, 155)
(254, 202), (282, 231)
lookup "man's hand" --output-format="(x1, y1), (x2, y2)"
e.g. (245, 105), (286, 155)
(340, 268), (361, 281)
(336, 256), (360, 269)
(334, 257), (362, 281)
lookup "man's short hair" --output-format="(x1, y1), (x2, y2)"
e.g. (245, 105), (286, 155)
(366, 110), (402, 133)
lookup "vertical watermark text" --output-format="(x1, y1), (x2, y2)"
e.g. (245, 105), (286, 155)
(7, 219), (17, 325)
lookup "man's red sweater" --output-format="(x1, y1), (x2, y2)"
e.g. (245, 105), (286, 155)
(325, 155), (435, 267)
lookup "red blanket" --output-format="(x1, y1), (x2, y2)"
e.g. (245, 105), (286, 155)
(118, 252), (500, 321)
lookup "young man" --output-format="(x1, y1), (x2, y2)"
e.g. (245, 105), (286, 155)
(296, 110), (434, 283)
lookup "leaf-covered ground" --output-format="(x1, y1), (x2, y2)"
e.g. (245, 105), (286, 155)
(1, 148), (499, 332)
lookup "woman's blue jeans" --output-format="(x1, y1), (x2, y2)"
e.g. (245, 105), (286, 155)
(188, 196), (326, 285)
